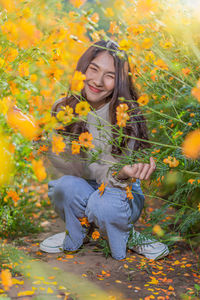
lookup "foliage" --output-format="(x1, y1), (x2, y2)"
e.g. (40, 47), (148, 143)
(0, 0), (200, 254)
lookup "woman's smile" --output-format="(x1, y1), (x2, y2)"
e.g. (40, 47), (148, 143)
(88, 84), (103, 93)
(84, 51), (115, 110)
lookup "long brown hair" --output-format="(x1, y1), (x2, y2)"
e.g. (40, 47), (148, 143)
(52, 40), (149, 154)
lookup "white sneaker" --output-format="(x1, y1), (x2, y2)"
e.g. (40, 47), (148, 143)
(40, 232), (65, 253)
(128, 229), (169, 260)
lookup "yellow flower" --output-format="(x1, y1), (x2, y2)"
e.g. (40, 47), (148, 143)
(75, 101), (91, 117)
(57, 105), (74, 124)
(119, 39), (132, 51)
(79, 132), (94, 149)
(1, 269), (12, 291)
(92, 230), (100, 240)
(98, 182), (107, 196)
(52, 135), (66, 155)
(198, 203), (200, 212)
(182, 129), (200, 159)
(32, 159), (47, 182)
(154, 59), (168, 71)
(152, 224), (164, 237)
(18, 62), (29, 77)
(104, 7), (114, 18)
(141, 38), (153, 49)
(71, 140), (81, 155)
(0, 133), (14, 186)
(137, 94), (149, 106)
(70, 71), (86, 93)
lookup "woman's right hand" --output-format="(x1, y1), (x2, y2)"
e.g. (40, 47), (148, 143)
(117, 157), (156, 181)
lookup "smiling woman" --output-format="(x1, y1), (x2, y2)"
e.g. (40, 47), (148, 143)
(40, 40), (169, 261)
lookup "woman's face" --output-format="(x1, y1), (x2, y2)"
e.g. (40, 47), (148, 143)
(84, 51), (115, 110)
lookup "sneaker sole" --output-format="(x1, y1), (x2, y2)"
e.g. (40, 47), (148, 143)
(40, 243), (63, 253)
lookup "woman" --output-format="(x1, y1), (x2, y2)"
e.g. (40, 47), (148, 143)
(40, 40), (169, 260)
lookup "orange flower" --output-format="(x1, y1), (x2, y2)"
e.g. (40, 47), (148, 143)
(182, 129), (200, 159)
(52, 135), (66, 155)
(70, 71), (86, 93)
(71, 140), (81, 155)
(116, 103), (130, 127)
(191, 79), (200, 102)
(126, 185), (134, 200)
(137, 94), (149, 106)
(69, 0), (86, 8)
(188, 179), (195, 184)
(7, 190), (19, 205)
(92, 230), (100, 240)
(163, 156), (179, 168)
(116, 112), (130, 127)
(32, 159), (47, 182)
(1, 269), (12, 291)
(6, 107), (39, 140)
(182, 67), (191, 76)
(75, 101), (91, 117)
(90, 13), (99, 23)
(198, 203), (200, 212)
(108, 21), (120, 35)
(154, 59), (168, 71)
(79, 217), (90, 227)
(79, 132), (94, 149)
(98, 182), (107, 196)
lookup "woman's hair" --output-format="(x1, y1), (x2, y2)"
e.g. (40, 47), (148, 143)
(52, 40), (149, 154)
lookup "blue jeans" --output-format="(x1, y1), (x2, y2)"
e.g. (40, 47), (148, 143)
(48, 175), (145, 260)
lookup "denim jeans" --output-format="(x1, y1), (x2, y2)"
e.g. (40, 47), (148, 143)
(48, 175), (145, 260)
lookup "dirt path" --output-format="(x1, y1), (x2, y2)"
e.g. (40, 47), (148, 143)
(5, 214), (200, 300)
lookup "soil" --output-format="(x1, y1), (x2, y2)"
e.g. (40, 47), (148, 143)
(5, 213), (200, 300)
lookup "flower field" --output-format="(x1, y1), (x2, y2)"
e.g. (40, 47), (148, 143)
(0, 0), (200, 298)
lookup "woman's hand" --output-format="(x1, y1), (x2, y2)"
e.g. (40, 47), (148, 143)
(117, 157), (156, 181)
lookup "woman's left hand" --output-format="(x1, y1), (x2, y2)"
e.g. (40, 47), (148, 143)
(118, 157), (156, 180)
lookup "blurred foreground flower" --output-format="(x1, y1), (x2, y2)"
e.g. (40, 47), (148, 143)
(32, 159), (47, 182)
(69, 0), (86, 8)
(0, 133), (14, 186)
(70, 71), (86, 93)
(6, 106), (39, 140)
(1, 269), (12, 291)
(191, 79), (200, 102)
(152, 224), (164, 237)
(182, 129), (200, 159)
(52, 135), (66, 155)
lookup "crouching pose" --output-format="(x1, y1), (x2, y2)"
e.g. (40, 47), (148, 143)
(40, 40), (169, 260)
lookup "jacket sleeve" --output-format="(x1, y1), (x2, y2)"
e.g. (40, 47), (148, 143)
(87, 138), (136, 189)
(44, 134), (86, 179)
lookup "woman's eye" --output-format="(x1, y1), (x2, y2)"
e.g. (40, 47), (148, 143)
(90, 67), (97, 72)
(106, 75), (115, 79)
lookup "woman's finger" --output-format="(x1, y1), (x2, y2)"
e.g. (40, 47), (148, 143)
(139, 164), (150, 180)
(145, 157), (156, 179)
(134, 163), (144, 178)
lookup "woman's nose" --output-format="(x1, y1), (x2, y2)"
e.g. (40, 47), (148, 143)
(93, 73), (104, 87)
